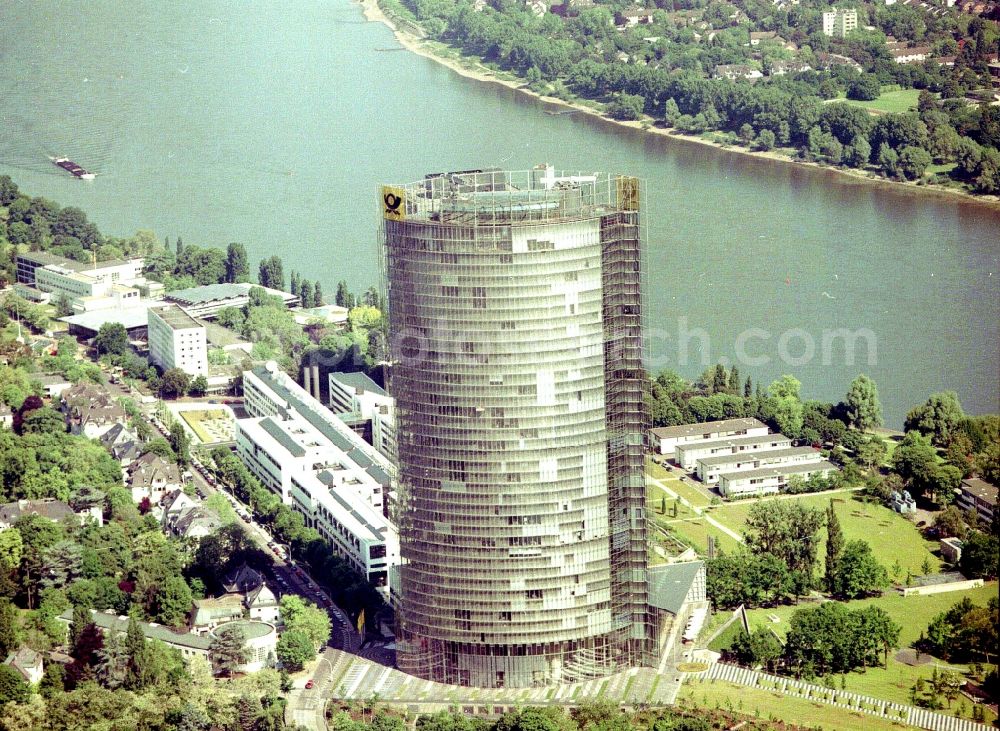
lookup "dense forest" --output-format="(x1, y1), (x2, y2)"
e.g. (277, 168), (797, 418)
(381, 0), (1000, 193)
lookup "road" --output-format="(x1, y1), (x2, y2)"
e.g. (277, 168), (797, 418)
(125, 386), (361, 654)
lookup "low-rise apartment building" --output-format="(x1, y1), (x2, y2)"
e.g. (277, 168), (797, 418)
(696, 445), (823, 485)
(718, 460), (837, 497)
(956, 477), (997, 524)
(675, 432), (793, 471)
(649, 418), (769, 458)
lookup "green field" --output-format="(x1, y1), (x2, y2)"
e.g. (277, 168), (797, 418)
(679, 679), (905, 731)
(666, 516), (742, 556)
(709, 492), (941, 578)
(840, 88), (920, 114)
(735, 583), (998, 713)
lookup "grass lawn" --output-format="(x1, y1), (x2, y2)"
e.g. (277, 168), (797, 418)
(841, 88), (920, 114)
(709, 492), (941, 578)
(646, 460), (715, 508)
(668, 516), (742, 556)
(678, 679), (904, 731)
(736, 583), (998, 714)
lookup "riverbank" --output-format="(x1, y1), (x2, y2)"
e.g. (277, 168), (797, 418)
(359, 0), (1000, 208)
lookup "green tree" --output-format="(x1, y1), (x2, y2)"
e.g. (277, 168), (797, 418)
(280, 595), (331, 650)
(159, 368), (191, 399)
(257, 255), (285, 291)
(744, 499), (823, 593)
(299, 280), (314, 309)
(276, 628), (315, 671)
(224, 242), (250, 283)
(897, 146), (932, 180)
(152, 575), (193, 627)
(847, 75), (881, 101)
(732, 627), (783, 672)
(959, 532), (999, 579)
(856, 435), (888, 470)
(844, 375), (883, 431)
(607, 93), (644, 120)
(335, 280), (354, 308)
(824, 502), (844, 593)
(0, 600), (19, 659)
(168, 421), (191, 466)
(832, 540), (889, 599)
(210, 624), (248, 677)
(188, 375), (208, 397)
(0, 665), (28, 705)
(905, 392), (964, 446)
(892, 431), (939, 497)
(93, 323), (130, 356)
(934, 505), (968, 541)
(313, 281), (324, 307)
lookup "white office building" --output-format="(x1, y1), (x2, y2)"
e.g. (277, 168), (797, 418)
(147, 305), (208, 377)
(240, 363), (399, 592)
(328, 371), (396, 461)
(675, 433), (793, 471)
(718, 460), (838, 498)
(649, 418), (769, 458)
(696, 446), (824, 485)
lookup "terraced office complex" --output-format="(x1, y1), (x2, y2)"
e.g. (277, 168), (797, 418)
(382, 166), (652, 688)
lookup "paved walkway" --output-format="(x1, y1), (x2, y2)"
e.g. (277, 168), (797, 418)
(703, 662), (992, 731)
(647, 475), (744, 544)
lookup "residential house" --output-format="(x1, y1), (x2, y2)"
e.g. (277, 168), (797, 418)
(99, 423), (142, 467)
(4, 648), (43, 684)
(527, 0), (547, 16)
(618, 7), (655, 26)
(0, 499), (77, 530)
(61, 383), (126, 439)
(161, 489), (199, 526)
(168, 505), (222, 540)
(816, 51), (864, 72)
(31, 373), (72, 399)
(245, 584), (280, 623)
(769, 59), (813, 75)
(127, 452), (182, 504)
(888, 43), (931, 64)
(190, 594), (245, 631)
(0, 404), (11, 429)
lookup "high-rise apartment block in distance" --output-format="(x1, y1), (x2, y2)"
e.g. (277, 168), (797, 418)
(381, 165), (652, 688)
(822, 7), (857, 37)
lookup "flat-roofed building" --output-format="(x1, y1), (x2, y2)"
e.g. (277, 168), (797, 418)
(238, 364), (399, 592)
(675, 433), (793, 471)
(696, 445), (823, 485)
(957, 477), (997, 524)
(650, 418), (769, 458)
(718, 460), (837, 497)
(242, 362), (394, 493)
(163, 283), (297, 319)
(822, 7), (857, 37)
(58, 608), (213, 662)
(148, 304), (208, 377)
(328, 371), (396, 461)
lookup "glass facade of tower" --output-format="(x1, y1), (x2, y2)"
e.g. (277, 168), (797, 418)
(382, 167), (651, 688)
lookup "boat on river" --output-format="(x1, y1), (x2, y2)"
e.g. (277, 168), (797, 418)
(50, 157), (96, 180)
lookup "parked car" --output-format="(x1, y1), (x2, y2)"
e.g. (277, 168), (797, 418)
(305, 680), (314, 690)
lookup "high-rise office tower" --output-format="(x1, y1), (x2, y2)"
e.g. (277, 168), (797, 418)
(381, 165), (651, 688)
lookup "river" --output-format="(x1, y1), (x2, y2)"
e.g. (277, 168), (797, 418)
(0, 0), (997, 425)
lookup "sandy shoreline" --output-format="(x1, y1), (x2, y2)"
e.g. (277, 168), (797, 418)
(360, 0), (999, 208)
